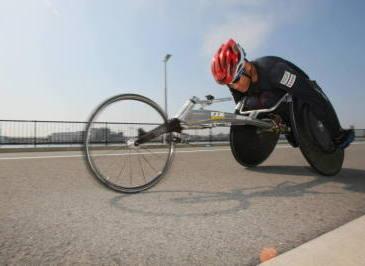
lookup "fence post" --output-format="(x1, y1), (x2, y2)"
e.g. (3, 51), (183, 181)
(34, 120), (37, 147)
(209, 128), (212, 146)
(105, 122), (108, 146)
(82, 123), (86, 145)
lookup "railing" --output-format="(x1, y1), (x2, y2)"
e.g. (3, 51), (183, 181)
(0, 119), (88, 146)
(0, 119), (231, 147)
(0, 119), (363, 147)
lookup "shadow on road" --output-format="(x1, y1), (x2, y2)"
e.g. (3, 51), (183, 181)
(247, 165), (317, 176)
(248, 166), (365, 193)
(110, 167), (365, 217)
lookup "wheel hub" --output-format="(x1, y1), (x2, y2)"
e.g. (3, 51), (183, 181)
(127, 138), (138, 149)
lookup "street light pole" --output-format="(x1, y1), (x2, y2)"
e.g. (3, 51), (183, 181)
(163, 54), (172, 117)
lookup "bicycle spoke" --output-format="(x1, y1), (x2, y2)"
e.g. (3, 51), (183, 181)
(116, 145), (131, 179)
(116, 153), (128, 182)
(128, 148), (133, 186)
(140, 153), (158, 173)
(107, 148), (127, 179)
(140, 145), (166, 161)
(91, 144), (125, 181)
(137, 149), (147, 184)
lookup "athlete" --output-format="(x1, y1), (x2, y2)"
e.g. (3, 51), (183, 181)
(211, 39), (354, 149)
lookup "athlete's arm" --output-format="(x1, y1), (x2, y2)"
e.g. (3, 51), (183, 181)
(228, 86), (246, 104)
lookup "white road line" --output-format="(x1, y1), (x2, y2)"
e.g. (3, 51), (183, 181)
(0, 142), (363, 161)
(0, 149), (229, 160)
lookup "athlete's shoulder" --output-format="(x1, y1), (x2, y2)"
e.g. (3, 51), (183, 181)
(254, 56), (309, 79)
(252, 56), (287, 66)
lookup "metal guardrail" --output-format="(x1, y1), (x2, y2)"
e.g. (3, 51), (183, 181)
(0, 119), (363, 147)
(0, 119), (229, 147)
(0, 119), (87, 146)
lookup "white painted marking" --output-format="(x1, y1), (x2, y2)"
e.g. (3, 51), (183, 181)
(0, 142), (363, 160)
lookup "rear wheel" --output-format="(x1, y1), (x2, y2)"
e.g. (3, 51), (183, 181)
(84, 94), (175, 193)
(290, 101), (344, 176)
(304, 106), (336, 153)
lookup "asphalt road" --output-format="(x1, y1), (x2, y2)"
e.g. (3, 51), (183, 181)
(1, 143), (365, 265)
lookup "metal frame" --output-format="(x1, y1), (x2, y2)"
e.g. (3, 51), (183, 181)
(236, 93), (291, 119)
(173, 93), (292, 131)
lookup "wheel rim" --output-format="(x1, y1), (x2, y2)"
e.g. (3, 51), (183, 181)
(84, 94), (174, 193)
(304, 106), (335, 153)
(290, 101), (343, 176)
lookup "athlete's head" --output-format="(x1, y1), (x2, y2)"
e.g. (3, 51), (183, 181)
(211, 39), (255, 93)
(211, 39), (247, 85)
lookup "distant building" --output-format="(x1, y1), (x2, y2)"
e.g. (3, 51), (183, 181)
(50, 131), (84, 143)
(355, 129), (364, 138)
(87, 128), (125, 143)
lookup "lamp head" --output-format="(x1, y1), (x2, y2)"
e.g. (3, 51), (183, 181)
(164, 54), (172, 62)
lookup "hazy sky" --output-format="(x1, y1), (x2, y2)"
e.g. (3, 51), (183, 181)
(0, 0), (364, 127)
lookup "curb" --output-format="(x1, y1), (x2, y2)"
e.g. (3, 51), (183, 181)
(259, 215), (365, 266)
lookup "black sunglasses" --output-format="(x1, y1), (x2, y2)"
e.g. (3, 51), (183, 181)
(230, 67), (251, 84)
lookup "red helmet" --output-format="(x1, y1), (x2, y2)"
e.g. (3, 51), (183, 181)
(211, 39), (247, 84)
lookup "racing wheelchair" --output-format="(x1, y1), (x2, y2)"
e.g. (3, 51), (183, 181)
(84, 86), (344, 193)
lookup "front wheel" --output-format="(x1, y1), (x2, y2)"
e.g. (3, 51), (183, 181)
(84, 94), (175, 193)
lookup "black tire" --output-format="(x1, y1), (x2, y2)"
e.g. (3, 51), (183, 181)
(303, 106), (336, 153)
(290, 101), (344, 176)
(84, 94), (175, 193)
(230, 125), (279, 167)
(285, 131), (299, 148)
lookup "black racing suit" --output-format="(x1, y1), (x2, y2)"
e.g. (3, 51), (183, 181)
(229, 56), (342, 140)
